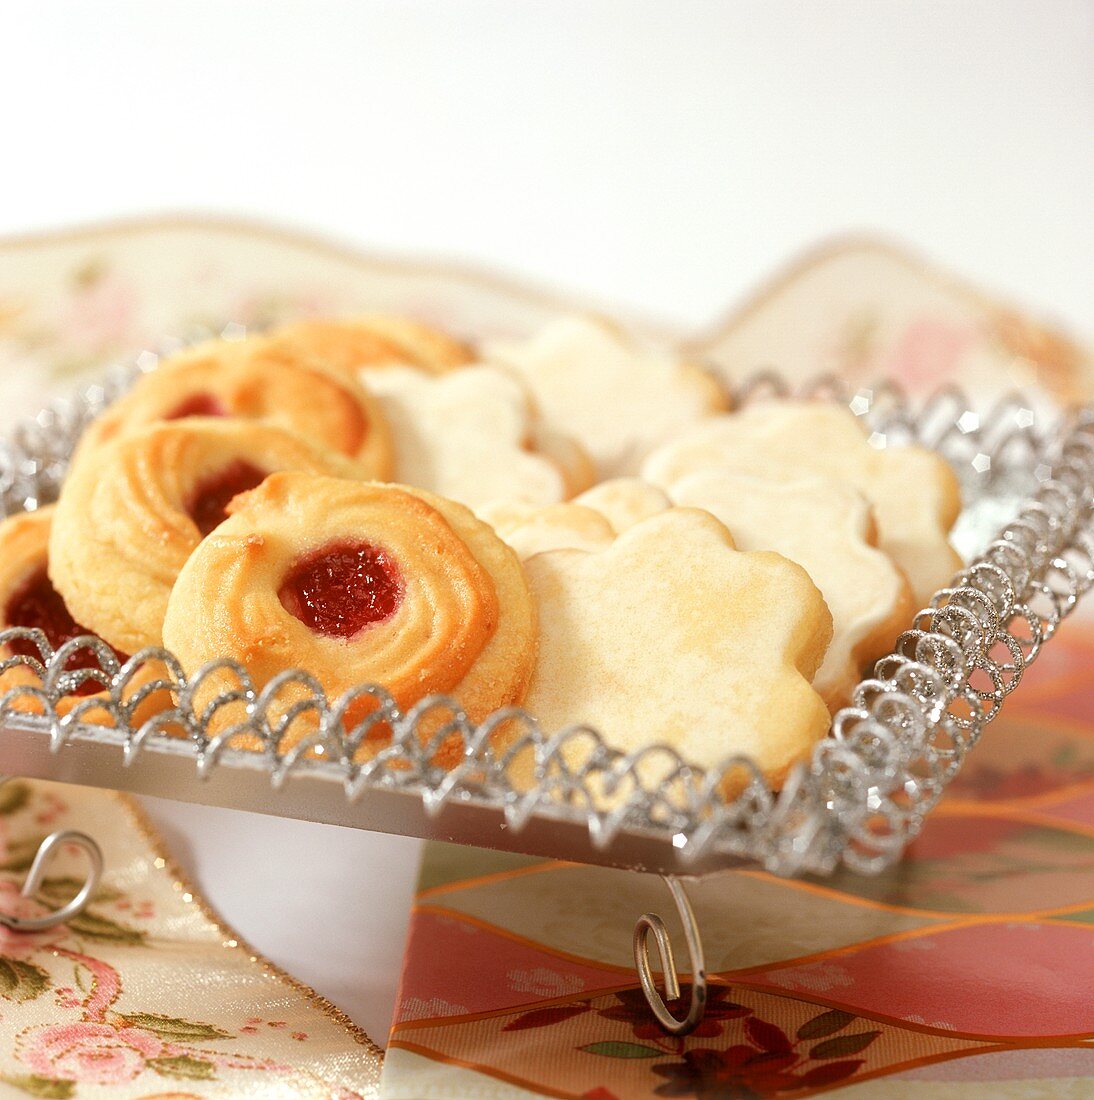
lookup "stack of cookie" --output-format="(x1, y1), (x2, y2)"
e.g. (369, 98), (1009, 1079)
(0, 313), (962, 790)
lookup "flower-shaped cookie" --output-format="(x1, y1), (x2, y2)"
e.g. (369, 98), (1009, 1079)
(367, 365), (587, 509)
(574, 478), (673, 534)
(493, 472), (912, 707)
(642, 401), (962, 606)
(670, 471), (915, 708)
(480, 480), (671, 558)
(522, 509), (833, 790)
(478, 501), (615, 560)
(484, 315), (727, 477)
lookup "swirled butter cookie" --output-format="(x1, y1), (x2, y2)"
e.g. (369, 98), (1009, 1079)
(484, 315), (727, 477)
(49, 420), (363, 655)
(162, 474), (537, 755)
(669, 472), (916, 708)
(366, 365), (584, 509)
(642, 401), (962, 606)
(522, 508), (833, 790)
(0, 508), (167, 722)
(268, 314), (473, 377)
(76, 337), (393, 477)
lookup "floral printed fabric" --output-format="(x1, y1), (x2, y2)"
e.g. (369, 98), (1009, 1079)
(0, 783), (381, 1099)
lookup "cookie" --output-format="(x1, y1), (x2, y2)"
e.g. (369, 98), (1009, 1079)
(268, 314), (473, 377)
(0, 507), (167, 723)
(642, 400), (962, 606)
(669, 471), (915, 708)
(522, 508), (833, 791)
(76, 336), (393, 478)
(564, 471), (912, 706)
(162, 474), (537, 758)
(484, 315), (727, 477)
(573, 478), (673, 534)
(529, 426), (598, 497)
(366, 365), (583, 509)
(478, 501), (615, 560)
(49, 420), (363, 655)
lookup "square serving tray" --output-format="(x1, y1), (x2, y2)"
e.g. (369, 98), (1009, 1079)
(0, 352), (1090, 880)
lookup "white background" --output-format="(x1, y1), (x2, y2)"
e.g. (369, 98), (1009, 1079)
(2, 0), (1091, 1047)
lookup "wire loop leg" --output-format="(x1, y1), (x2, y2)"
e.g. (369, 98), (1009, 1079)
(633, 875), (707, 1035)
(0, 776), (103, 932)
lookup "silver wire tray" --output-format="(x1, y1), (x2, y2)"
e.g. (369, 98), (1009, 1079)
(0, 356), (1091, 879)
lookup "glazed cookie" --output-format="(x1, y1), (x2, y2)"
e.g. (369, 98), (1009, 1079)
(268, 314), (473, 377)
(76, 337), (393, 477)
(484, 315), (727, 477)
(477, 501), (615, 560)
(0, 508), (166, 722)
(366, 365), (582, 509)
(49, 420), (363, 655)
(162, 474), (537, 755)
(642, 401), (962, 606)
(670, 472), (916, 708)
(522, 508), (833, 790)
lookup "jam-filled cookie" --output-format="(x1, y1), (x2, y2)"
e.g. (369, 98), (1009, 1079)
(522, 508), (833, 792)
(0, 508), (166, 722)
(642, 401), (962, 606)
(484, 315), (727, 477)
(366, 365), (587, 509)
(76, 337), (393, 478)
(162, 474), (537, 757)
(49, 420), (363, 655)
(268, 314), (473, 378)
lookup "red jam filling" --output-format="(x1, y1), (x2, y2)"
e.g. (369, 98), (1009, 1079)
(278, 541), (403, 639)
(187, 461), (269, 536)
(164, 392), (228, 420)
(4, 568), (126, 693)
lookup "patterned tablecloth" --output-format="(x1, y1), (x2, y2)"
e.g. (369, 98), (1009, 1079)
(381, 622), (1094, 1098)
(0, 218), (1090, 1098)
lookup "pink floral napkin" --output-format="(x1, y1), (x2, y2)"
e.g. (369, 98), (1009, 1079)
(0, 781), (382, 1098)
